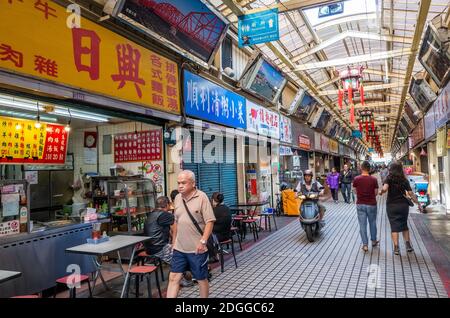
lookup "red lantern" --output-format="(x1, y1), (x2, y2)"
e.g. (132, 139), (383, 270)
(350, 104), (355, 124)
(371, 120), (375, 131)
(338, 89), (343, 109)
(348, 85), (353, 105)
(359, 121), (362, 133)
(359, 84), (365, 105)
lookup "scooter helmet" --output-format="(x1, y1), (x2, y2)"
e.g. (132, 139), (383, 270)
(304, 170), (313, 177)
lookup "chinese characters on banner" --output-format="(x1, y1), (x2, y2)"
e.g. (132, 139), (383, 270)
(329, 139), (338, 154)
(246, 100), (280, 139)
(320, 135), (329, 153)
(183, 70), (246, 129)
(279, 115), (292, 143)
(0, 116), (68, 164)
(114, 130), (162, 163)
(0, 1), (180, 114)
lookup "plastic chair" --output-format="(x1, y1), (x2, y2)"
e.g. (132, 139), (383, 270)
(123, 266), (162, 298)
(54, 274), (92, 298)
(259, 207), (278, 231)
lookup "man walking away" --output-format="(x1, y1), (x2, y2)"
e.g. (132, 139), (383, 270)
(167, 170), (216, 298)
(340, 164), (353, 204)
(352, 161), (379, 252)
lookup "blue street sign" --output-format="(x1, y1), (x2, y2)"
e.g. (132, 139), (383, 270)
(352, 130), (362, 138)
(238, 9), (279, 47)
(183, 70), (247, 129)
(368, 148), (374, 153)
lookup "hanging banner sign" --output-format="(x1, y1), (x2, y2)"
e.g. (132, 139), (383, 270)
(114, 130), (162, 163)
(279, 115), (292, 143)
(298, 135), (311, 151)
(329, 139), (338, 154)
(238, 9), (279, 47)
(246, 100), (280, 139)
(0, 116), (68, 164)
(437, 127), (447, 156)
(320, 135), (329, 153)
(0, 1), (180, 114)
(279, 145), (293, 156)
(183, 70), (246, 129)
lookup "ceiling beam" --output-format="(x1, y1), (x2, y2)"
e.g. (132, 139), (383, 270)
(292, 31), (412, 63)
(391, 0), (432, 148)
(295, 48), (412, 71)
(317, 82), (408, 96)
(316, 13), (377, 31)
(364, 68), (406, 79)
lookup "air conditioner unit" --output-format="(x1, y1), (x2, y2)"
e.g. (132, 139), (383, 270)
(409, 75), (437, 112)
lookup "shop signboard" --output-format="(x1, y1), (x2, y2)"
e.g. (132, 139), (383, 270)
(339, 143), (344, 156)
(298, 134), (311, 151)
(279, 115), (292, 143)
(279, 145), (293, 156)
(434, 81), (450, 129)
(329, 139), (338, 154)
(238, 9), (279, 47)
(0, 1), (180, 114)
(314, 132), (321, 151)
(448, 128), (450, 149)
(114, 130), (162, 162)
(424, 102), (437, 140)
(320, 135), (329, 153)
(183, 70), (246, 129)
(0, 116), (68, 164)
(408, 119), (425, 149)
(246, 100), (280, 139)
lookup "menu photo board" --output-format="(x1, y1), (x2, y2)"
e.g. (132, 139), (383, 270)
(0, 116), (68, 164)
(114, 130), (162, 163)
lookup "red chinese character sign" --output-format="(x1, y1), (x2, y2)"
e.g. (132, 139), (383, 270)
(0, 116), (68, 164)
(0, 1), (180, 114)
(114, 130), (162, 163)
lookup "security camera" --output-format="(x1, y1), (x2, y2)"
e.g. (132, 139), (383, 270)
(223, 67), (235, 78)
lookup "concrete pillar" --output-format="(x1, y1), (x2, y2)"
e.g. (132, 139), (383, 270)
(236, 135), (246, 204)
(444, 149), (450, 214)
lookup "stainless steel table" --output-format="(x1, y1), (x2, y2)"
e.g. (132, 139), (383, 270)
(66, 235), (150, 298)
(0, 270), (21, 284)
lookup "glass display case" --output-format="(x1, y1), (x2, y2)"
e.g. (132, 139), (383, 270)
(107, 178), (156, 235)
(0, 180), (30, 236)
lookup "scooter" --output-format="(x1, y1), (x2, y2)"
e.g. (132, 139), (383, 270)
(298, 190), (323, 242)
(415, 181), (430, 212)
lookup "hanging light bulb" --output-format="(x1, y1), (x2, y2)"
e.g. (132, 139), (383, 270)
(34, 116), (41, 129)
(64, 108), (72, 132)
(15, 123), (22, 130)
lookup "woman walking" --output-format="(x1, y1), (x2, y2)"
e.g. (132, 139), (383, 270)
(326, 167), (340, 203)
(379, 162), (422, 255)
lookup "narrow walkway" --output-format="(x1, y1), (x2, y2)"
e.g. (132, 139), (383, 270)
(179, 195), (448, 298)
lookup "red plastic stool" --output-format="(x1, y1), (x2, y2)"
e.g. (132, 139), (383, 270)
(55, 274), (92, 298)
(123, 266), (162, 298)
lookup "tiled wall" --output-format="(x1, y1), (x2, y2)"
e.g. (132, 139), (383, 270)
(69, 121), (165, 195)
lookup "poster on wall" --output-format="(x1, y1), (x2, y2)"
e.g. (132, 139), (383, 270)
(114, 130), (162, 163)
(298, 135), (311, 150)
(0, 116), (68, 164)
(139, 161), (165, 194)
(84, 148), (97, 165)
(24, 171), (38, 185)
(246, 100), (280, 139)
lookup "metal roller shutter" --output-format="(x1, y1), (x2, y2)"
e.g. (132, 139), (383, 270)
(182, 131), (237, 206)
(299, 150), (309, 172)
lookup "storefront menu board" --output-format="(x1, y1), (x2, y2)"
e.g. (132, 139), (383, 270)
(0, 116), (68, 164)
(114, 130), (162, 162)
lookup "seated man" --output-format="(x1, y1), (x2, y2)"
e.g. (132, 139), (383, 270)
(144, 196), (175, 264)
(295, 170), (326, 221)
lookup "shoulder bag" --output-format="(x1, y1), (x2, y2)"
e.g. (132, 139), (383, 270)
(182, 200), (220, 255)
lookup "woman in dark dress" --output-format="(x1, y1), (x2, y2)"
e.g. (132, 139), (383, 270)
(379, 162), (422, 255)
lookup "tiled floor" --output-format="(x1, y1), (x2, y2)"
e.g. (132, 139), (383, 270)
(179, 195), (448, 298)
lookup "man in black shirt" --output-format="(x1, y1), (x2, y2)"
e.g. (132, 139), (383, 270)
(144, 196), (175, 263)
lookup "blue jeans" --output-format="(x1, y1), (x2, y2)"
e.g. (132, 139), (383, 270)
(341, 183), (352, 203)
(357, 204), (378, 245)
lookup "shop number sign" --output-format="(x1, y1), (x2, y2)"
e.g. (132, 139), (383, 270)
(0, 116), (68, 164)
(114, 130), (162, 163)
(0, 1), (180, 114)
